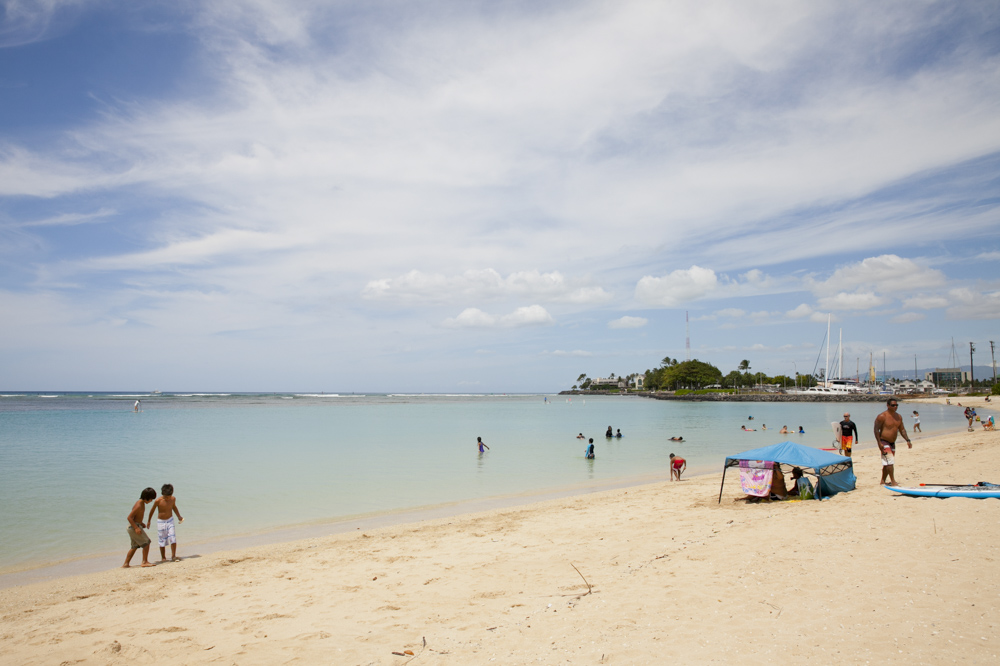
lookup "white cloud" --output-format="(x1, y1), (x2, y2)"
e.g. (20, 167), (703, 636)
(442, 305), (554, 329)
(608, 315), (647, 329)
(362, 269), (610, 305)
(891, 312), (926, 324)
(817, 291), (890, 311)
(946, 289), (1000, 320)
(814, 255), (946, 296)
(901, 295), (950, 310)
(80, 229), (301, 270)
(548, 349), (593, 357)
(2, 2), (1000, 390)
(635, 266), (718, 307)
(20, 207), (116, 227)
(786, 304), (814, 318)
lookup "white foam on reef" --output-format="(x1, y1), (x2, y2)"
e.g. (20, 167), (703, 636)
(1, 394), (26, 397)
(39, 395), (59, 398)
(188, 393), (231, 396)
(294, 394), (341, 398)
(111, 394), (151, 397)
(389, 393), (493, 397)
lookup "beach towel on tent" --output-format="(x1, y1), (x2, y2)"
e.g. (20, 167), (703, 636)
(739, 460), (773, 497)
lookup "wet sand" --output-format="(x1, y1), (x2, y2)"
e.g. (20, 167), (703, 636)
(2, 424), (998, 664)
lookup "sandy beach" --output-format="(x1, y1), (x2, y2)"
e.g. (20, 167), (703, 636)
(2, 406), (998, 664)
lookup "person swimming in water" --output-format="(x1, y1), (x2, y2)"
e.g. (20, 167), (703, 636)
(669, 436), (684, 442)
(798, 426), (805, 434)
(615, 429), (623, 438)
(585, 438), (595, 459)
(779, 425), (789, 434)
(477, 436), (490, 453)
(576, 433), (585, 439)
(605, 426), (613, 438)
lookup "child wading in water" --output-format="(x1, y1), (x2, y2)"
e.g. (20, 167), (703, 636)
(148, 483), (184, 562)
(124, 487), (157, 568)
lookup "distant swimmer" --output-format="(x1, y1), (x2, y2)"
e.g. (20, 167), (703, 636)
(798, 426), (805, 434)
(761, 424), (767, 430)
(779, 425), (788, 434)
(615, 429), (623, 438)
(669, 436), (684, 442)
(605, 426), (613, 438)
(741, 425), (756, 432)
(477, 436), (490, 453)
(669, 453), (686, 481)
(585, 438), (595, 459)
(748, 416), (754, 420)
(577, 433), (586, 439)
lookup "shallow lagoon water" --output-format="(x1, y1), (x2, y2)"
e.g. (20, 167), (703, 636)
(0, 392), (971, 572)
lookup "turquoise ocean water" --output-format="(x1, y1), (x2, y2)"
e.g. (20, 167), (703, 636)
(0, 393), (974, 572)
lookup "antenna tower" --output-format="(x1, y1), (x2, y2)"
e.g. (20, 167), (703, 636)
(685, 311), (691, 362)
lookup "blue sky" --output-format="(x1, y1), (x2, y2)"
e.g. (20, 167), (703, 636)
(1, 0), (999, 392)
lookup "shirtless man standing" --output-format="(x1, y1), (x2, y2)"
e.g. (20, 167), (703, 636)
(874, 398), (912, 486)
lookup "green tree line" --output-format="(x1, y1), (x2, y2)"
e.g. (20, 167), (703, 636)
(574, 358), (821, 391)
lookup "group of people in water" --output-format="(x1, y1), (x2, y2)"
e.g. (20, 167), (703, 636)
(742, 418), (805, 434)
(574, 425), (624, 459)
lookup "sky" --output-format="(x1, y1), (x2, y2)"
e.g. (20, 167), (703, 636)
(1, 0), (999, 392)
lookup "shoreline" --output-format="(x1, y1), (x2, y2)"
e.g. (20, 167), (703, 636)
(4, 396), (988, 587)
(0, 469), (677, 587)
(2, 426), (998, 663)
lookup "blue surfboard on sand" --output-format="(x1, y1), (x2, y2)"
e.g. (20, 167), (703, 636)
(886, 484), (1000, 499)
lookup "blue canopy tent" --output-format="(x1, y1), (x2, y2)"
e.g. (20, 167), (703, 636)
(718, 441), (856, 503)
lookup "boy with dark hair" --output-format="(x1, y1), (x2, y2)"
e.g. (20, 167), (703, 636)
(148, 483), (184, 562)
(124, 487), (157, 568)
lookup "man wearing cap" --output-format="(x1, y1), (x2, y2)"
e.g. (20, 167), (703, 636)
(838, 412), (860, 457)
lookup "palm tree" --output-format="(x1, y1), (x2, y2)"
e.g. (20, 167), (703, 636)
(738, 359), (750, 372)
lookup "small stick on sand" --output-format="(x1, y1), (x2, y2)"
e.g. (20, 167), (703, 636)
(570, 563), (592, 595)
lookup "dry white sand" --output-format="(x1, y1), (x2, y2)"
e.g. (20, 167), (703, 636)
(2, 424), (999, 664)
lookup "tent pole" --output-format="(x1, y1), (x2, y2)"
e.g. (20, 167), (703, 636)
(718, 466), (729, 504)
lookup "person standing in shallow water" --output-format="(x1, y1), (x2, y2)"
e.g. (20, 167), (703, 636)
(477, 437), (489, 453)
(839, 412), (859, 457)
(585, 438), (595, 459)
(669, 453), (686, 481)
(874, 398), (912, 486)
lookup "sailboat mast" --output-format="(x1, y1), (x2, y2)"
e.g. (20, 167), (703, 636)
(839, 329), (843, 380)
(826, 314), (831, 387)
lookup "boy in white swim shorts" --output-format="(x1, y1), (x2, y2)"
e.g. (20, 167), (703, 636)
(147, 483), (184, 562)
